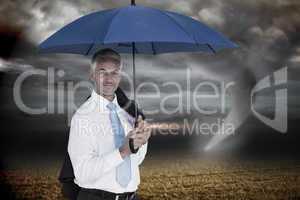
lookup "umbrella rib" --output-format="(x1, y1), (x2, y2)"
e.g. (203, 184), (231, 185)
(103, 8), (123, 43)
(86, 9), (122, 55)
(151, 42), (156, 55)
(207, 44), (217, 54)
(160, 11), (196, 44)
(85, 43), (95, 55)
(85, 9), (122, 55)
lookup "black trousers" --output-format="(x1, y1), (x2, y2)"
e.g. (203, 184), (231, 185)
(77, 189), (140, 200)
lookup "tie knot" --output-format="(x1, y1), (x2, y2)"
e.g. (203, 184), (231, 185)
(107, 102), (117, 111)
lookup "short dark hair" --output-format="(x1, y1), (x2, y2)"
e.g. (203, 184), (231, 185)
(91, 48), (121, 71)
(91, 48), (121, 65)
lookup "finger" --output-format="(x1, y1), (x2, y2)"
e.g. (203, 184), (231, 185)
(137, 115), (143, 125)
(138, 115), (143, 122)
(137, 121), (143, 130)
(129, 134), (136, 139)
(137, 138), (147, 145)
(135, 127), (149, 136)
(127, 130), (137, 138)
(128, 129), (136, 135)
(143, 126), (150, 133)
(133, 142), (140, 149)
(135, 138), (144, 144)
(136, 135), (149, 144)
(135, 134), (146, 140)
(143, 122), (151, 131)
(136, 125), (146, 134)
(137, 116), (144, 128)
(133, 139), (142, 147)
(146, 126), (152, 133)
(143, 121), (148, 126)
(134, 138), (144, 147)
(143, 130), (150, 138)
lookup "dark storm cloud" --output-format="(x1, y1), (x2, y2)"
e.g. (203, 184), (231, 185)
(0, 0), (299, 140)
(0, 0), (298, 88)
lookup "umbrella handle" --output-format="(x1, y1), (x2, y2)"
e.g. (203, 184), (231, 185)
(129, 138), (139, 153)
(130, 113), (139, 154)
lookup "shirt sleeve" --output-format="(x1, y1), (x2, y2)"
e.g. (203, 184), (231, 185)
(67, 115), (124, 185)
(136, 141), (148, 165)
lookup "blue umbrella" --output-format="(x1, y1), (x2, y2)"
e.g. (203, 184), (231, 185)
(39, 0), (238, 117)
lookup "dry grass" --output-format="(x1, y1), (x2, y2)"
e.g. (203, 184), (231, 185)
(1, 154), (300, 200)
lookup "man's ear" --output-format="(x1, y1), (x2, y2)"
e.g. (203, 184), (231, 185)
(89, 70), (94, 81)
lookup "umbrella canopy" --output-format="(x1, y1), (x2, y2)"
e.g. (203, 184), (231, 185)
(38, 2), (238, 155)
(39, 4), (237, 55)
(38, 2), (238, 121)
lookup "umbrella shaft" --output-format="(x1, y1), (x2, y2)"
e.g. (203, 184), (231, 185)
(132, 42), (138, 124)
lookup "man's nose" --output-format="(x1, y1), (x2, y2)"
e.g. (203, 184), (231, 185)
(103, 75), (114, 82)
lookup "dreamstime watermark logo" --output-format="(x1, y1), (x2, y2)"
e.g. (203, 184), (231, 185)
(250, 67), (288, 133)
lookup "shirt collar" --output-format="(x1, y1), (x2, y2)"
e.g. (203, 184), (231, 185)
(91, 90), (120, 111)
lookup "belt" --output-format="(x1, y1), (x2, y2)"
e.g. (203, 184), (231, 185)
(81, 188), (136, 200)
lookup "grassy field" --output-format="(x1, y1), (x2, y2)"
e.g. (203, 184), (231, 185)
(1, 154), (300, 200)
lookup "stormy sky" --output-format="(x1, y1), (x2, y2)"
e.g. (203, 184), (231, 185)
(0, 0), (299, 167)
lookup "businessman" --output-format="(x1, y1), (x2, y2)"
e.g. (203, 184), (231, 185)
(67, 48), (151, 200)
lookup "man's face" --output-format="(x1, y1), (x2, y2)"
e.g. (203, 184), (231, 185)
(90, 60), (121, 96)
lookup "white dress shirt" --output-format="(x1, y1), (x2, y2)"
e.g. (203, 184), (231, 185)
(68, 90), (148, 193)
